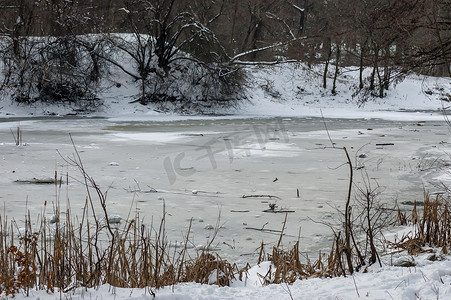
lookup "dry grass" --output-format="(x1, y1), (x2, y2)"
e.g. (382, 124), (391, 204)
(0, 198), (327, 295)
(391, 194), (451, 255)
(0, 195), (248, 295)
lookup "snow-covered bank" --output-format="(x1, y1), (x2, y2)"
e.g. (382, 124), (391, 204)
(1, 63), (450, 122)
(238, 64), (450, 121)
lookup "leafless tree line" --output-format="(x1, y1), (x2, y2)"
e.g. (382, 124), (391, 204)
(0, 0), (449, 108)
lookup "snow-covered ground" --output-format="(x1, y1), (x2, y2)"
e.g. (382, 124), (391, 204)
(8, 247), (451, 299)
(1, 63), (450, 121)
(1, 64), (451, 299)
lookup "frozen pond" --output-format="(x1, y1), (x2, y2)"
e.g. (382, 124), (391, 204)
(1, 115), (450, 264)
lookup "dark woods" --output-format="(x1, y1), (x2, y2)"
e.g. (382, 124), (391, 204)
(0, 0), (449, 108)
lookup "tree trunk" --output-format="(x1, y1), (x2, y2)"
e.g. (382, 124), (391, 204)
(383, 66), (390, 91)
(376, 65), (384, 98)
(383, 45), (390, 90)
(140, 78), (146, 105)
(366, 192), (377, 265)
(332, 43), (340, 95)
(369, 43), (379, 91)
(323, 38), (332, 89)
(230, 0), (238, 49)
(359, 40), (368, 89)
(323, 61), (329, 89)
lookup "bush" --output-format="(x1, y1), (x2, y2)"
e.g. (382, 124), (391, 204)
(138, 60), (245, 114)
(37, 82), (96, 103)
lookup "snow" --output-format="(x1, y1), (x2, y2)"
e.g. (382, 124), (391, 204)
(237, 64), (449, 121)
(1, 62), (451, 299)
(1, 62), (449, 122)
(8, 249), (451, 299)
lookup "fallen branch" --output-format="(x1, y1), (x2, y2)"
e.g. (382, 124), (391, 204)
(241, 194), (281, 200)
(245, 227), (282, 233)
(15, 177), (62, 184)
(245, 227), (295, 237)
(263, 209), (295, 213)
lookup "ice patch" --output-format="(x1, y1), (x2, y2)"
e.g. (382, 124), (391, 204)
(111, 132), (190, 143)
(222, 142), (301, 158)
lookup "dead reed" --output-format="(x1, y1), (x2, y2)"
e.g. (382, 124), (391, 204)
(0, 178), (249, 295)
(2, 193), (447, 295)
(391, 194), (450, 255)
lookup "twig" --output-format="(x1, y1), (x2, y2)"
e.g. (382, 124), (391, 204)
(10, 128), (17, 145)
(277, 213), (288, 248)
(206, 207), (223, 250)
(245, 227), (282, 233)
(177, 218), (192, 282)
(343, 146), (355, 274)
(245, 227), (296, 237)
(352, 274), (360, 297)
(321, 109), (335, 147)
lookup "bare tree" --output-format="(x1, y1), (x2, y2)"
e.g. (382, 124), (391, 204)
(1, 0), (40, 102)
(409, 0), (451, 77)
(0, 0), (107, 105)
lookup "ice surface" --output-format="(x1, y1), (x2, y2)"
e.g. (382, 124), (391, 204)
(1, 116), (450, 267)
